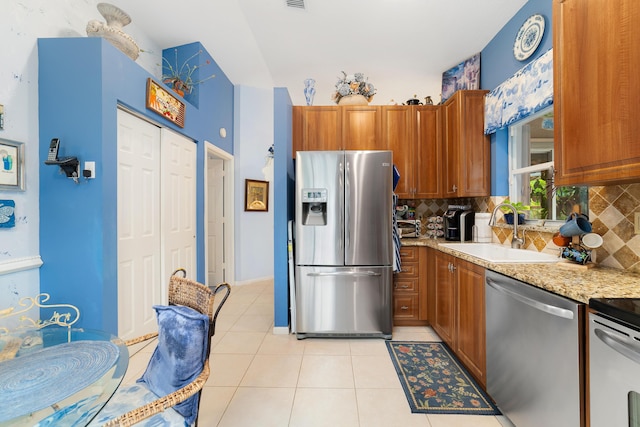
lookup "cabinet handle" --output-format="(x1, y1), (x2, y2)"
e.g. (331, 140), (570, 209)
(400, 284), (409, 288)
(452, 184), (457, 192)
(400, 306), (409, 310)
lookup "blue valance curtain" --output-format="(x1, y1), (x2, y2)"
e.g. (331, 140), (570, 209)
(484, 48), (553, 134)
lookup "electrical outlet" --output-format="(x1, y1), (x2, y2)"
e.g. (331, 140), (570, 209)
(635, 212), (640, 235)
(84, 161), (96, 179)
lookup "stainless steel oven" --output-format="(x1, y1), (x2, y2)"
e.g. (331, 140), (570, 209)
(589, 299), (640, 427)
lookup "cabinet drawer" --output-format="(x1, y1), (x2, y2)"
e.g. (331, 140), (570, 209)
(395, 262), (418, 278)
(399, 246), (419, 262)
(394, 278), (418, 292)
(393, 294), (419, 320)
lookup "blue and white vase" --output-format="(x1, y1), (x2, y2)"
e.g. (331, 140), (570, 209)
(303, 78), (316, 106)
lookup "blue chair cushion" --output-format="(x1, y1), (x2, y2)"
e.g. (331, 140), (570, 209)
(138, 304), (209, 425)
(87, 384), (188, 426)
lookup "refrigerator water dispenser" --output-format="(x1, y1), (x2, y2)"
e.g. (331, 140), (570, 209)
(301, 188), (327, 225)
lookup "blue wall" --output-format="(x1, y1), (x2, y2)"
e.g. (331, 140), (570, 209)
(273, 88), (294, 328)
(480, 0), (553, 195)
(38, 38), (234, 333)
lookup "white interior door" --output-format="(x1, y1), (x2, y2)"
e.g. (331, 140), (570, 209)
(205, 143), (234, 287)
(117, 109), (161, 340)
(207, 156), (224, 284)
(161, 128), (197, 289)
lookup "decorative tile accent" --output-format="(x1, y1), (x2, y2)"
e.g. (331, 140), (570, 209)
(405, 183), (640, 273)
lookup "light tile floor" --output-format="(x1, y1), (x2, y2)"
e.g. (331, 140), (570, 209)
(124, 280), (515, 427)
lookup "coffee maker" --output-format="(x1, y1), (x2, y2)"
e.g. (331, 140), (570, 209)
(444, 205), (475, 241)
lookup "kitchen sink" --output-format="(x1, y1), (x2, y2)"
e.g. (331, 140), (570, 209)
(439, 243), (560, 263)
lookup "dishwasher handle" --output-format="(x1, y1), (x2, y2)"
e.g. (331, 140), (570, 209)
(486, 276), (574, 320)
(594, 326), (640, 365)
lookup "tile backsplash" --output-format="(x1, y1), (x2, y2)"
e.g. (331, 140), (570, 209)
(401, 183), (640, 273)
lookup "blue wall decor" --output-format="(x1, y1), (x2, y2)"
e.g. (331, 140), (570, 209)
(0, 200), (15, 228)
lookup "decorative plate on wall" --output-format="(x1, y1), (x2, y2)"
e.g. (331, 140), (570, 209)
(513, 14), (545, 61)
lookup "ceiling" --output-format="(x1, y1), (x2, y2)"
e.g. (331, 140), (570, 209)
(112, 0), (528, 106)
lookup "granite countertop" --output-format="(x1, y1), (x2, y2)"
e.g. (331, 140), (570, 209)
(401, 237), (640, 304)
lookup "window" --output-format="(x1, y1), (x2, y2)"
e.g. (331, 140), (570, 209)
(508, 106), (588, 222)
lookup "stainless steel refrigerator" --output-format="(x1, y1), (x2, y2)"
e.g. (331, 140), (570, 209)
(294, 150), (393, 339)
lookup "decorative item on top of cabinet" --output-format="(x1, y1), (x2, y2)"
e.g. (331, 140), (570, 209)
(393, 246), (427, 326)
(553, 0), (640, 186)
(382, 105), (442, 198)
(442, 90), (490, 197)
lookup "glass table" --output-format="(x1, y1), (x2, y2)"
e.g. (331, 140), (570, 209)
(0, 327), (129, 426)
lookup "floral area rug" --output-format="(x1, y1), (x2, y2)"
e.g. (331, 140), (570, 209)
(386, 341), (500, 415)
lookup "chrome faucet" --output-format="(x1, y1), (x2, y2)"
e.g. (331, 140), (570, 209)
(489, 203), (524, 249)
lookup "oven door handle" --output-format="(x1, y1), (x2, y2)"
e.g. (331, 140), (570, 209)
(594, 327), (640, 365)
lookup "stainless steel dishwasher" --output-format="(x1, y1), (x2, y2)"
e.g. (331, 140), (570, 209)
(485, 270), (584, 427)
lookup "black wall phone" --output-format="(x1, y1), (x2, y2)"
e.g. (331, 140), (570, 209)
(47, 138), (60, 161)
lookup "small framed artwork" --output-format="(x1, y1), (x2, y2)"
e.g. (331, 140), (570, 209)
(244, 179), (269, 212)
(145, 78), (186, 128)
(0, 138), (25, 191)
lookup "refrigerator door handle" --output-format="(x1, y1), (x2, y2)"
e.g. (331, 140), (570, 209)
(343, 159), (350, 253)
(307, 271), (382, 277)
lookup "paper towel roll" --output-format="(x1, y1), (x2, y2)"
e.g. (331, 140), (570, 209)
(474, 213), (492, 242)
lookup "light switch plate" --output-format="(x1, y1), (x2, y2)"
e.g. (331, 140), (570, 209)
(635, 212), (640, 234)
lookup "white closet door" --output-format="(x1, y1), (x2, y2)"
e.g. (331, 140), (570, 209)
(160, 128), (197, 292)
(117, 109), (162, 340)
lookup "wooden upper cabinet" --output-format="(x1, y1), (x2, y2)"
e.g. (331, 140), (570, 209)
(442, 90), (490, 197)
(342, 106), (383, 150)
(292, 105), (382, 157)
(415, 106), (442, 198)
(382, 106), (414, 197)
(382, 105), (442, 198)
(292, 106), (342, 156)
(553, 0), (640, 185)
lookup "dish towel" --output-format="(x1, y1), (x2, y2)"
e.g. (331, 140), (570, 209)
(392, 165), (401, 272)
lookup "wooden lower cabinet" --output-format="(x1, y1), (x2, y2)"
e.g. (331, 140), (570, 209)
(430, 249), (487, 387)
(393, 246), (428, 326)
(455, 259), (486, 387)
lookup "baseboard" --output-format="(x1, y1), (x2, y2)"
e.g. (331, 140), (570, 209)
(272, 326), (290, 335)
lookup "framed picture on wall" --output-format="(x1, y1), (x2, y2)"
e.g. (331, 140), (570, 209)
(244, 179), (269, 212)
(441, 52), (481, 102)
(145, 78), (186, 128)
(0, 138), (25, 191)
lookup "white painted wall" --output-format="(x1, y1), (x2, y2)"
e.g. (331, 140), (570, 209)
(0, 1), (161, 305)
(233, 85), (275, 283)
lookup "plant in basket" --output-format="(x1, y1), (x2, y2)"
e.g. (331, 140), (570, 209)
(162, 49), (215, 97)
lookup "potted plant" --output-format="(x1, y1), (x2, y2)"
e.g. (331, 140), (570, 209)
(500, 199), (529, 225)
(162, 49), (215, 97)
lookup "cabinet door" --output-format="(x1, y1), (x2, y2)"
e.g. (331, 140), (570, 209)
(293, 106), (342, 156)
(342, 106), (383, 150)
(442, 91), (490, 197)
(554, 0), (640, 185)
(442, 97), (460, 197)
(433, 251), (455, 346)
(382, 106), (414, 198)
(415, 106), (442, 198)
(458, 92), (490, 196)
(455, 259), (486, 387)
